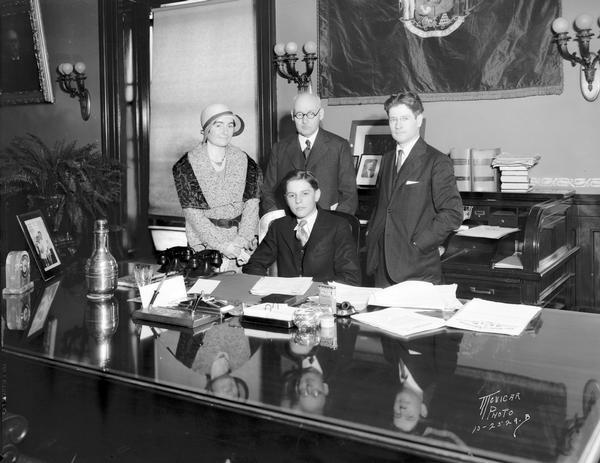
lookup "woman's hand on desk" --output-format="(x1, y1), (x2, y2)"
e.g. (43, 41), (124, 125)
(223, 242), (243, 259)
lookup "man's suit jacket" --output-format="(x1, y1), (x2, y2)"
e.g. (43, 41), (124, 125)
(243, 210), (361, 286)
(261, 129), (358, 215)
(365, 137), (463, 284)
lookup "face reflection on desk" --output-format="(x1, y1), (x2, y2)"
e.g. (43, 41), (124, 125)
(3, 272), (600, 463)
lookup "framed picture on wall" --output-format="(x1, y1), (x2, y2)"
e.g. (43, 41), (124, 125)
(17, 210), (61, 280)
(349, 120), (395, 158)
(356, 154), (383, 187)
(0, 0), (54, 105)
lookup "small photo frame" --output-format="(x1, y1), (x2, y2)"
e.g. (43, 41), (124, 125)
(27, 279), (60, 338)
(356, 154), (383, 187)
(17, 210), (61, 280)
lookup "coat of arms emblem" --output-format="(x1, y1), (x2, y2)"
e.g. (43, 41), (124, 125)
(399, 0), (477, 37)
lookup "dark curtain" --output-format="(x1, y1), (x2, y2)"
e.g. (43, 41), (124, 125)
(318, 0), (562, 103)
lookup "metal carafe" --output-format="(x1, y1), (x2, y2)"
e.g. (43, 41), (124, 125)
(85, 219), (118, 300)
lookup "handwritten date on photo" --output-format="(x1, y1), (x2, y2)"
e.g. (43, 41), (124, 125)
(472, 390), (531, 438)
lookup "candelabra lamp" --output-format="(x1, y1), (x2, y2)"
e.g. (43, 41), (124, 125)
(273, 41), (318, 93)
(56, 62), (91, 120)
(551, 14), (600, 102)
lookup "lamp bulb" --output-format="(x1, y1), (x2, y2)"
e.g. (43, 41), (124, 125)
(61, 62), (74, 75)
(551, 17), (570, 34)
(273, 43), (286, 56)
(574, 13), (594, 31)
(74, 62), (86, 74)
(284, 41), (298, 55)
(303, 41), (317, 54)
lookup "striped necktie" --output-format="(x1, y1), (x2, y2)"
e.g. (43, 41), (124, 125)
(296, 219), (309, 246)
(303, 140), (311, 160)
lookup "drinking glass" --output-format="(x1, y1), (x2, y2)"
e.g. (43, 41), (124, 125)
(133, 263), (154, 288)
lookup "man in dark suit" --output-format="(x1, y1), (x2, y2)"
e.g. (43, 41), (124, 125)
(244, 170), (361, 286)
(366, 92), (463, 287)
(261, 93), (358, 215)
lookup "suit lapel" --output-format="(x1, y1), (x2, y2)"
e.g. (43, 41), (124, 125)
(282, 217), (301, 254)
(304, 210), (325, 254)
(285, 137), (306, 170)
(393, 138), (426, 194)
(305, 130), (326, 170)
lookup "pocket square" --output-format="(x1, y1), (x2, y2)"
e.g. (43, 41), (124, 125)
(406, 180), (420, 185)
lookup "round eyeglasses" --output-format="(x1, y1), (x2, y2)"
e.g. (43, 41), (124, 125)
(293, 108), (321, 120)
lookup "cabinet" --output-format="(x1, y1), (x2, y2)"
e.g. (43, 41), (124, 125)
(441, 190), (579, 308)
(573, 194), (600, 312)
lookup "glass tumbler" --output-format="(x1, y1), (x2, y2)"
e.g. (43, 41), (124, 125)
(133, 263), (154, 288)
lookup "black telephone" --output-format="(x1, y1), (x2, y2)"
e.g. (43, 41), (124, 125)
(157, 246), (223, 277)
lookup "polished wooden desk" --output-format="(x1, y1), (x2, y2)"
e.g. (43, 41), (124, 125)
(2, 264), (600, 462)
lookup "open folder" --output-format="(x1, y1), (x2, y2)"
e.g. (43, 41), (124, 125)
(352, 298), (542, 339)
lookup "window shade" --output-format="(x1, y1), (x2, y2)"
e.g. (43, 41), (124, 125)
(149, 0), (258, 217)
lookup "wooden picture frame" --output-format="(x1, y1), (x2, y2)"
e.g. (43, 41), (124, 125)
(356, 154), (383, 187)
(349, 119), (395, 158)
(0, 0), (54, 105)
(17, 210), (61, 280)
(349, 118), (427, 159)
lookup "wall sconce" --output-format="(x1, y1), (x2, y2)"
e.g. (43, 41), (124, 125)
(551, 14), (600, 102)
(273, 41), (318, 93)
(56, 62), (91, 120)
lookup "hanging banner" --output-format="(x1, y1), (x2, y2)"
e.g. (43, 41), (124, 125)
(318, 0), (563, 104)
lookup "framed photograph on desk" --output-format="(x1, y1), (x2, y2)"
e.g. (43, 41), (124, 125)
(17, 210), (61, 280)
(356, 154), (383, 187)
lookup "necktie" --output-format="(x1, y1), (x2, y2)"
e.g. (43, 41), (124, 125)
(303, 140), (311, 160)
(296, 219), (309, 246)
(396, 148), (405, 173)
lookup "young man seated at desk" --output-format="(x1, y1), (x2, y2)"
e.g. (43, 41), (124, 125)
(242, 170), (361, 286)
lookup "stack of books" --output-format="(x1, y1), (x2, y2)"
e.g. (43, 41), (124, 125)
(492, 153), (541, 192)
(450, 147), (501, 192)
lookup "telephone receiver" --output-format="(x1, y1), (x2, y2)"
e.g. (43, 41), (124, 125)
(157, 246), (223, 277)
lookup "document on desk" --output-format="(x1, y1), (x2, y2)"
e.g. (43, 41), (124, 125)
(352, 308), (447, 339)
(367, 280), (462, 311)
(187, 278), (221, 295)
(455, 225), (520, 239)
(249, 276), (313, 296)
(445, 298), (541, 336)
(329, 281), (381, 311)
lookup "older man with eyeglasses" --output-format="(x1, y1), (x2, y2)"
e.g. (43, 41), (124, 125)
(261, 92), (358, 216)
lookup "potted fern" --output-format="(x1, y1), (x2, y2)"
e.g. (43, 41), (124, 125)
(0, 134), (122, 256)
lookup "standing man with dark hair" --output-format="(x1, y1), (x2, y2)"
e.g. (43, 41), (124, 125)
(365, 92), (463, 287)
(261, 93), (358, 216)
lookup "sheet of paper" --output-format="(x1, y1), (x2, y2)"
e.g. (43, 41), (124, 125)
(445, 298), (541, 336)
(368, 280), (461, 310)
(139, 275), (188, 309)
(249, 276), (313, 296)
(456, 225), (520, 239)
(328, 281), (380, 311)
(243, 303), (296, 322)
(351, 308), (446, 338)
(187, 278), (221, 295)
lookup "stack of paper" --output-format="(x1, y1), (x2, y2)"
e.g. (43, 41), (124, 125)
(328, 281), (380, 311)
(352, 298), (542, 338)
(249, 276), (313, 296)
(445, 298), (541, 336)
(456, 225), (519, 239)
(492, 153), (541, 192)
(352, 308), (447, 339)
(367, 280), (462, 311)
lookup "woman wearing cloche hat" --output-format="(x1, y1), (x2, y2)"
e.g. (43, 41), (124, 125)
(172, 103), (262, 271)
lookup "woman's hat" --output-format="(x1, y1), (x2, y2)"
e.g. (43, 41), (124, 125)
(201, 103), (245, 136)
